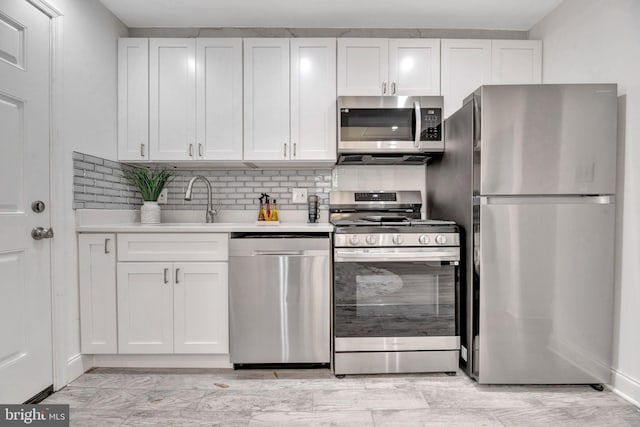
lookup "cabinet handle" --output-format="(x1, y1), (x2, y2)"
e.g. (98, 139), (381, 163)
(140, 143), (145, 158)
(175, 268), (180, 284)
(284, 143), (287, 158)
(198, 143), (203, 157)
(189, 144), (194, 157)
(293, 143), (297, 158)
(164, 268), (169, 284)
(104, 238), (110, 254)
(382, 81), (387, 95)
(391, 82), (396, 95)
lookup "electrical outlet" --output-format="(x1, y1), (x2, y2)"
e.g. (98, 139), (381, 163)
(157, 188), (168, 204)
(292, 188), (308, 204)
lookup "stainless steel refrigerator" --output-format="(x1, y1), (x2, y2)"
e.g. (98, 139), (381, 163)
(428, 84), (617, 384)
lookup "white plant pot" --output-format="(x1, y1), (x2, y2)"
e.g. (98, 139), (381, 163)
(141, 201), (161, 224)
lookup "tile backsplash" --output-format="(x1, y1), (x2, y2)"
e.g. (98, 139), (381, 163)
(72, 152), (331, 211)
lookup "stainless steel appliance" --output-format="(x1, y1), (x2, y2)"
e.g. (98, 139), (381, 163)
(330, 191), (460, 375)
(229, 233), (331, 366)
(337, 96), (443, 164)
(428, 84), (617, 384)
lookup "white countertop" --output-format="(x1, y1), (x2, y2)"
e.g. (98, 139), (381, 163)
(76, 222), (334, 233)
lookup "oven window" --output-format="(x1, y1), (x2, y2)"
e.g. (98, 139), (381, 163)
(334, 261), (456, 337)
(340, 108), (415, 141)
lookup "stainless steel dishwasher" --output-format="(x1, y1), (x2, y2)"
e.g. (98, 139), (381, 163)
(229, 232), (331, 366)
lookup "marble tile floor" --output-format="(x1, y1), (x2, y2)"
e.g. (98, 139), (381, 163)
(42, 368), (640, 426)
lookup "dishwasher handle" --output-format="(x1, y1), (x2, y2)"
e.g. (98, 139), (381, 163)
(253, 250), (304, 256)
(250, 250), (328, 257)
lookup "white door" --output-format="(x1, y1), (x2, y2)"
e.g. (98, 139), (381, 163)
(117, 263), (174, 353)
(243, 38), (290, 161)
(290, 38), (336, 162)
(196, 38), (243, 161)
(118, 38), (149, 161)
(491, 40), (542, 84)
(441, 39), (492, 117)
(337, 38), (388, 95)
(388, 39), (440, 96)
(0, 0), (53, 403)
(174, 263), (228, 354)
(149, 38), (196, 161)
(78, 234), (117, 354)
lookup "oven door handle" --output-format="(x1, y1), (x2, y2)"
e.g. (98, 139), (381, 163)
(334, 250), (459, 263)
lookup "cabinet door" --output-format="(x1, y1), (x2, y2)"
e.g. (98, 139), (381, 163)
(290, 38), (337, 162)
(441, 39), (491, 118)
(243, 38), (290, 161)
(491, 40), (542, 84)
(149, 38), (196, 161)
(196, 38), (243, 161)
(118, 39), (149, 161)
(388, 39), (440, 96)
(79, 234), (117, 354)
(337, 39), (388, 96)
(117, 262), (174, 353)
(174, 263), (228, 354)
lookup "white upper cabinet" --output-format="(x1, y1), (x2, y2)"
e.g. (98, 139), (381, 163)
(290, 38), (337, 162)
(337, 39), (388, 96)
(441, 39), (492, 118)
(149, 38), (196, 161)
(243, 38), (290, 161)
(196, 38), (243, 160)
(388, 39), (440, 96)
(491, 40), (542, 84)
(118, 39), (149, 161)
(244, 38), (336, 163)
(338, 38), (440, 96)
(441, 39), (542, 118)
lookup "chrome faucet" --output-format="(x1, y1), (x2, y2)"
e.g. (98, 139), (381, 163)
(184, 176), (217, 223)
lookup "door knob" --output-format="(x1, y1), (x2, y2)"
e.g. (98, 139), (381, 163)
(31, 227), (54, 240)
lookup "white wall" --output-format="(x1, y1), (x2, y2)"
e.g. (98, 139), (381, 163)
(530, 0), (640, 405)
(49, 0), (127, 386)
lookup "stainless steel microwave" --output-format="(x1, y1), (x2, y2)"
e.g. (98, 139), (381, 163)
(337, 96), (444, 164)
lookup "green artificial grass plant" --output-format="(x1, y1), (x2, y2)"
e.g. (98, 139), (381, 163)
(123, 167), (172, 202)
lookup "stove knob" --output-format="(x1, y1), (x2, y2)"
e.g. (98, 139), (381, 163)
(365, 235), (378, 245)
(348, 235), (360, 246)
(436, 234), (447, 245)
(392, 234), (404, 245)
(418, 235), (430, 245)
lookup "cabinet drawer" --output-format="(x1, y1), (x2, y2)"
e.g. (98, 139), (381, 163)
(117, 233), (228, 262)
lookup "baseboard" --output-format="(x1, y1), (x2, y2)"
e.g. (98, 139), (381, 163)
(610, 368), (640, 408)
(65, 354), (94, 386)
(92, 354), (232, 369)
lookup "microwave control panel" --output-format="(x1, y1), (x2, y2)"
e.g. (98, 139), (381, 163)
(420, 108), (442, 141)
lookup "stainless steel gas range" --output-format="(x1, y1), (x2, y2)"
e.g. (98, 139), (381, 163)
(329, 191), (461, 375)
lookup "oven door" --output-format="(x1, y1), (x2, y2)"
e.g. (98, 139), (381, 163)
(333, 247), (459, 352)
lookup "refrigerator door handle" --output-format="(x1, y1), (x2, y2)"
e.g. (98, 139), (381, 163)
(479, 195), (614, 205)
(413, 101), (422, 148)
(473, 97), (481, 148)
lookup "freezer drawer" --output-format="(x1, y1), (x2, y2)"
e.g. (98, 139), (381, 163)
(229, 235), (331, 364)
(477, 196), (614, 384)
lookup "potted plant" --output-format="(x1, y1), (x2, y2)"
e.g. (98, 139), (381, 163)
(123, 167), (172, 224)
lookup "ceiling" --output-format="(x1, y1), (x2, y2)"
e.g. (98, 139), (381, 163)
(98, 0), (563, 30)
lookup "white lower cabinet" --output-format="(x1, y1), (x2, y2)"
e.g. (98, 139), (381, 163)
(173, 262), (228, 353)
(117, 262), (174, 354)
(117, 261), (228, 354)
(79, 233), (229, 356)
(79, 234), (118, 354)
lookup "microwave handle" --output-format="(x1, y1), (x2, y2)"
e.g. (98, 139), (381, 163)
(414, 101), (422, 148)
